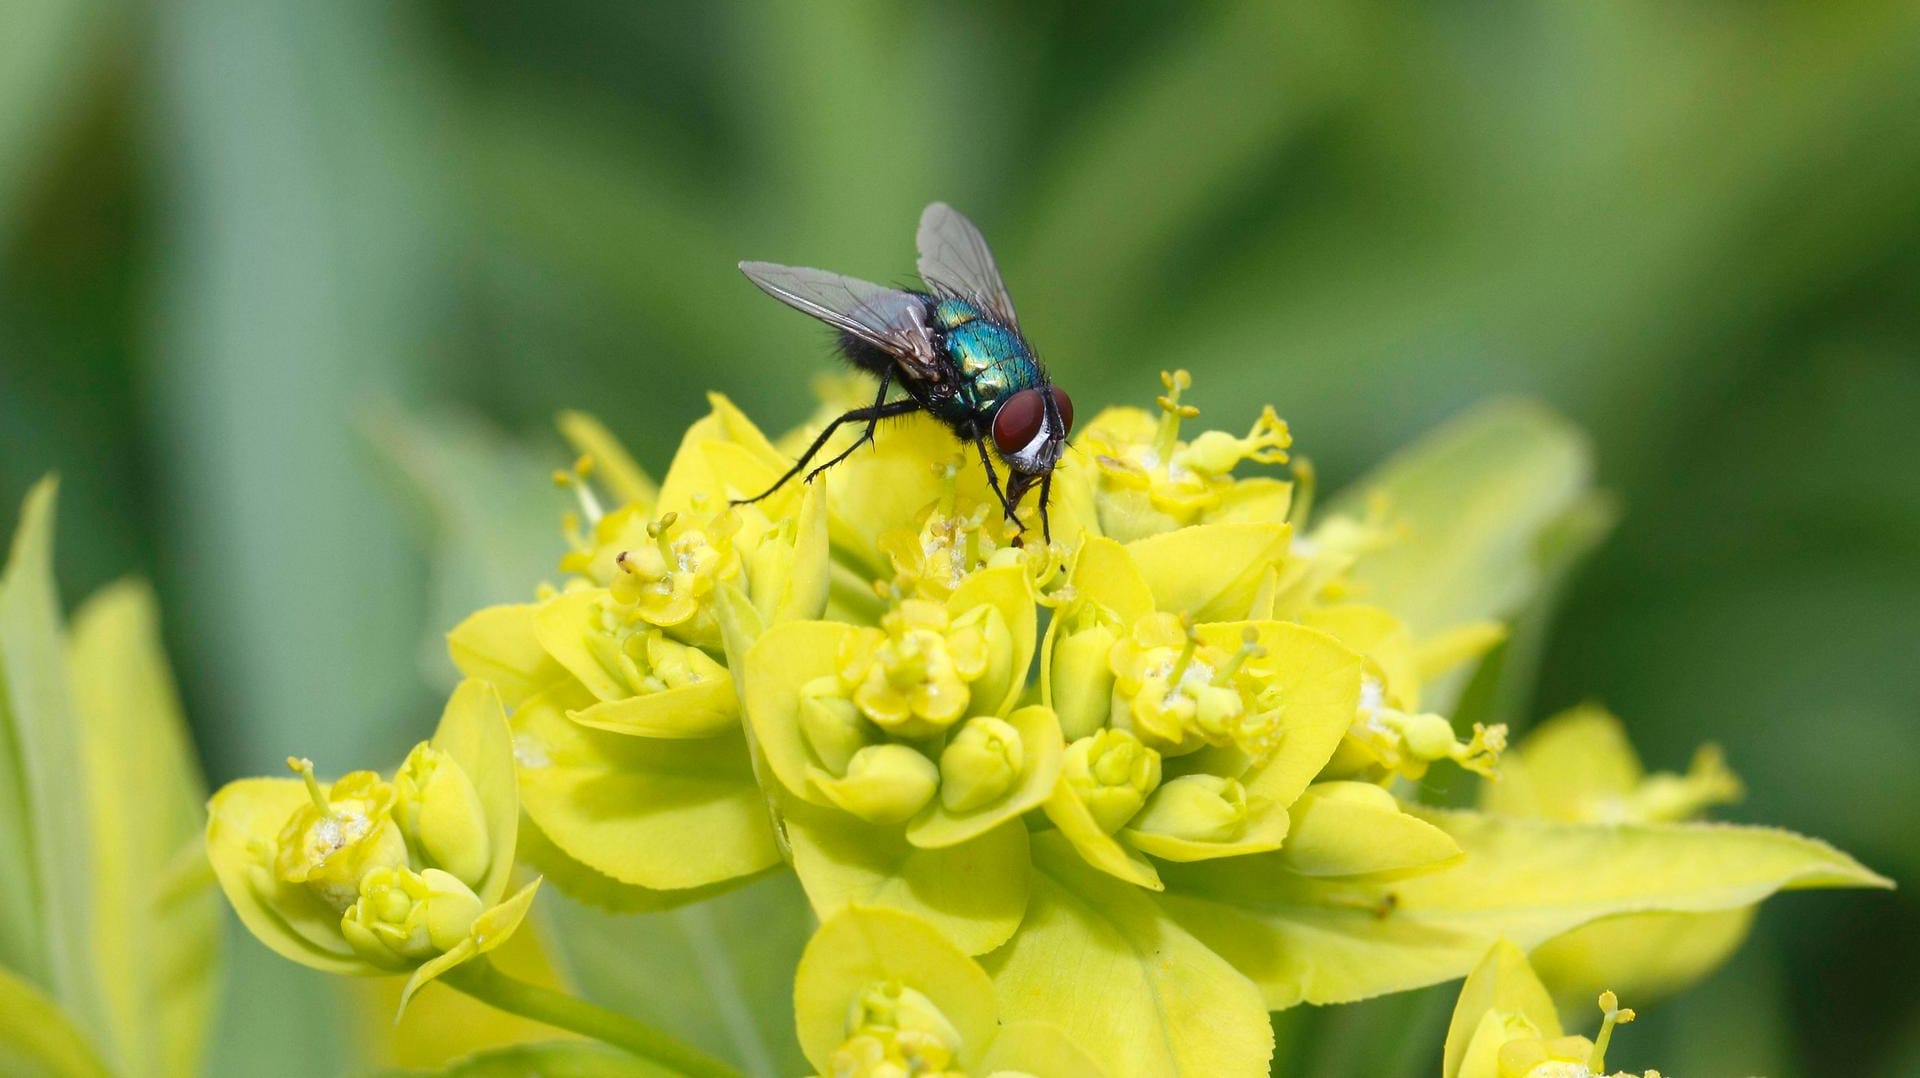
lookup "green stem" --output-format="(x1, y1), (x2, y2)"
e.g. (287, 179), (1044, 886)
(441, 958), (741, 1077)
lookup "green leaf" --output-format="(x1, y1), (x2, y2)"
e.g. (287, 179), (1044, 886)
(1325, 399), (1600, 641)
(786, 801), (1030, 957)
(379, 1040), (674, 1077)
(982, 835), (1272, 1077)
(0, 964), (110, 1078)
(1159, 807), (1890, 1009)
(544, 873), (811, 1077)
(365, 406), (571, 691)
(67, 580), (220, 1078)
(0, 479), (106, 1042)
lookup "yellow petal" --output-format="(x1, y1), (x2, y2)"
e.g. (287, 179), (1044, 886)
(446, 603), (567, 709)
(1123, 801), (1290, 863)
(398, 878), (543, 1016)
(982, 835), (1272, 1077)
(656, 394), (791, 517)
(511, 687), (779, 890)
(1299, 604), (1420, 706)
(793, 906), (999, 1073)
(1125, 523), (1292, 622)
(1195, 621), (1362, 809)
(1040, 782), (1162, 891)
(1442, 940), (1561, 1078)
(429, 681), (521, 905)
(1062, 536), (1155, 624)
(568, 677), (739, 740)
(785, 801), (1030, 956)
(948, 565), (1037, 719)
(1527, 907), (1755, 1017)
(1278, 782), (1462, 880)
(742, 621), (858, 806)
(203, 778), (369, 974)
(1481, 705), (1644, 821)
(976, 1021), (1105, 1078)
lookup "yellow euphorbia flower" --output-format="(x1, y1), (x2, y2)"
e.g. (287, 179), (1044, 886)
(794, 906), (1100, 1078)
(743, 565), (1059, 952)
(1038, 533), (1459, 889)
(840, 599), (996, 738)
(1077, 369), (1294, 542)
(1444, 941), (1661, 1078)
(206, 680), (539, 1010)
(1305, 603), (1508, 785)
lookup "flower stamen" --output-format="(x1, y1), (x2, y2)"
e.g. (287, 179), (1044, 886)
(289, 756), (331, 813)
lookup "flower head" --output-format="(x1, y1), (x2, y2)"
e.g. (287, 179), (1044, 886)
(206, 681), (537, 1011)
(1079, 369), (1294, 542)
(273, 760), (408, 911)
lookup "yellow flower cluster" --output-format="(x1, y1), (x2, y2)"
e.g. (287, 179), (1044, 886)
(185, 374), (1890, 1078)
(204, 682), (538, 1009)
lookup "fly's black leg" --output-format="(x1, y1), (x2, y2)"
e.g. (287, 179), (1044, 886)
(733, 390), (920, 506)
(804, 369), (898, 482)
(974, 437), (1027, 539)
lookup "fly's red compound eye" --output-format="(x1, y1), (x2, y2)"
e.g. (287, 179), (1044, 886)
(1048, 387), (1074, 434)
(992, 389), (1046, 456)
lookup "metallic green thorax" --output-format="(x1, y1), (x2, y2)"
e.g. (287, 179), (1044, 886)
(928, 297), (1043, 426)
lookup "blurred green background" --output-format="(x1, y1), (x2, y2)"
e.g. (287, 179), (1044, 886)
(2, 2), (1914, 1075)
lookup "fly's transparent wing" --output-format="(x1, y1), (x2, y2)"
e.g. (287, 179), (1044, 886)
(739, 261), (942, 377)
(916, 202), (1018, 326)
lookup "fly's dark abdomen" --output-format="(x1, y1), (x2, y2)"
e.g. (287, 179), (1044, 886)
(835, 329), (905, 375)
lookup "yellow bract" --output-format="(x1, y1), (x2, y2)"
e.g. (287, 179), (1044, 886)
(794, 906), (1099, 1078)
(1486, 706), (1756, 1014)
(204, 681), (534, 1011)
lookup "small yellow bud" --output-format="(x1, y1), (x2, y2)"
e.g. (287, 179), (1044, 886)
(1130, 774), (1248, 844)
(816, 744), (940, 825)
(799, 678), (875, 775)
(1062, 729), (1162, 833)
(393, 742), (491, 888)
(938, 716), (1024, 812)
(339, 866), (484, 969)
(1049, 610), (1119, 740)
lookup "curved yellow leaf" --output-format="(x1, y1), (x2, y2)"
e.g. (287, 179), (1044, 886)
(0, 965), (109, 1078)
(1160, 808), (1889, 1009)
(512, 687), (778, 891)
(786, 801), (1029, 956)
(793, 906), (999, 1073)
(1125, 523), (1291, 622)
(983, 835), (1272, 1077)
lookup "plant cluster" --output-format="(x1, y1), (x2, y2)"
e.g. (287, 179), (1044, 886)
(0, 372), (1886, 1077)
